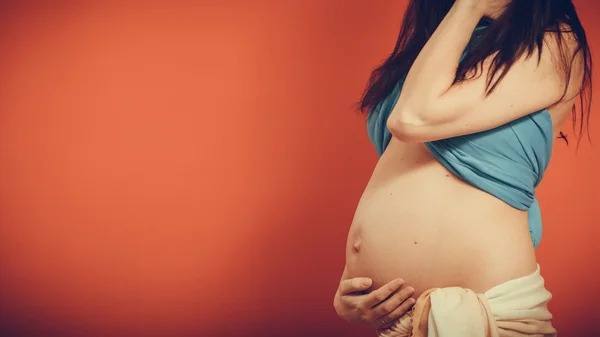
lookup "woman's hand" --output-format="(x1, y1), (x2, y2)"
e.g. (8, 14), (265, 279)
(333, 277), (415, 330)
(456, 0), (511, 18)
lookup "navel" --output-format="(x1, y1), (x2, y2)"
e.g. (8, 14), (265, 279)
(352, 239), (361, 253)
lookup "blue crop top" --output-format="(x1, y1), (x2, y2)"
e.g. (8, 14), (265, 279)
(366, 24), (553, 249)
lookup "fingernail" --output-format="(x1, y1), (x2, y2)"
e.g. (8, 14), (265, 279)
(363, 279), (372, 287)
(409, 298), (416, 304)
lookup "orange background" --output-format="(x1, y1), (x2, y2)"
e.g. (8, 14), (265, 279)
(0, 1), (598, 337)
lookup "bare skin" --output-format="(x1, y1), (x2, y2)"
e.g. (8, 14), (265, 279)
(334, 0), (584, 333)
(333, 270), (416, 330)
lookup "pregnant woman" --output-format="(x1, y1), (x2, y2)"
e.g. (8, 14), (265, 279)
(333, 0), (592, 336)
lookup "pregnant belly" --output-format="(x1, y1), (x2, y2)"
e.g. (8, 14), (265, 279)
(345, 201), (466, 299)
(343, 147), (536, 298)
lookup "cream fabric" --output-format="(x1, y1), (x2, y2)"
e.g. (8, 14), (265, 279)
(377, 265), (556, 337)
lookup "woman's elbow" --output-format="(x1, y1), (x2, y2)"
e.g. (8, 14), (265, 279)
(386, 111), (428, 143)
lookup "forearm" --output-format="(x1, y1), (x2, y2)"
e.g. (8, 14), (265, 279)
(390, 2), (483, 124)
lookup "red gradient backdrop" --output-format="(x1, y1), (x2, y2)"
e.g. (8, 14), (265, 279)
(0, 1), (598, 337)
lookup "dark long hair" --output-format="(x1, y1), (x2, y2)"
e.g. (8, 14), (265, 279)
(359, 0), (593, 143)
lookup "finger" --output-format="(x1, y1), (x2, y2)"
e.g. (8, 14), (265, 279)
(373, 285), (415, 317)
(377, 297), (416, 329)
(364, 278), (404, 307)
(339, 277), (373, 295)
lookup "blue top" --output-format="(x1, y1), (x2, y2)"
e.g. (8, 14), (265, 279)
(366, 24), (553, 249)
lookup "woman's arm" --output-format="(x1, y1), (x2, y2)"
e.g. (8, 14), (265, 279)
(386, 1), (571, 143)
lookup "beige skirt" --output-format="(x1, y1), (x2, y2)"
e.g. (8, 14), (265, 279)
(377, 264), (557, 337)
